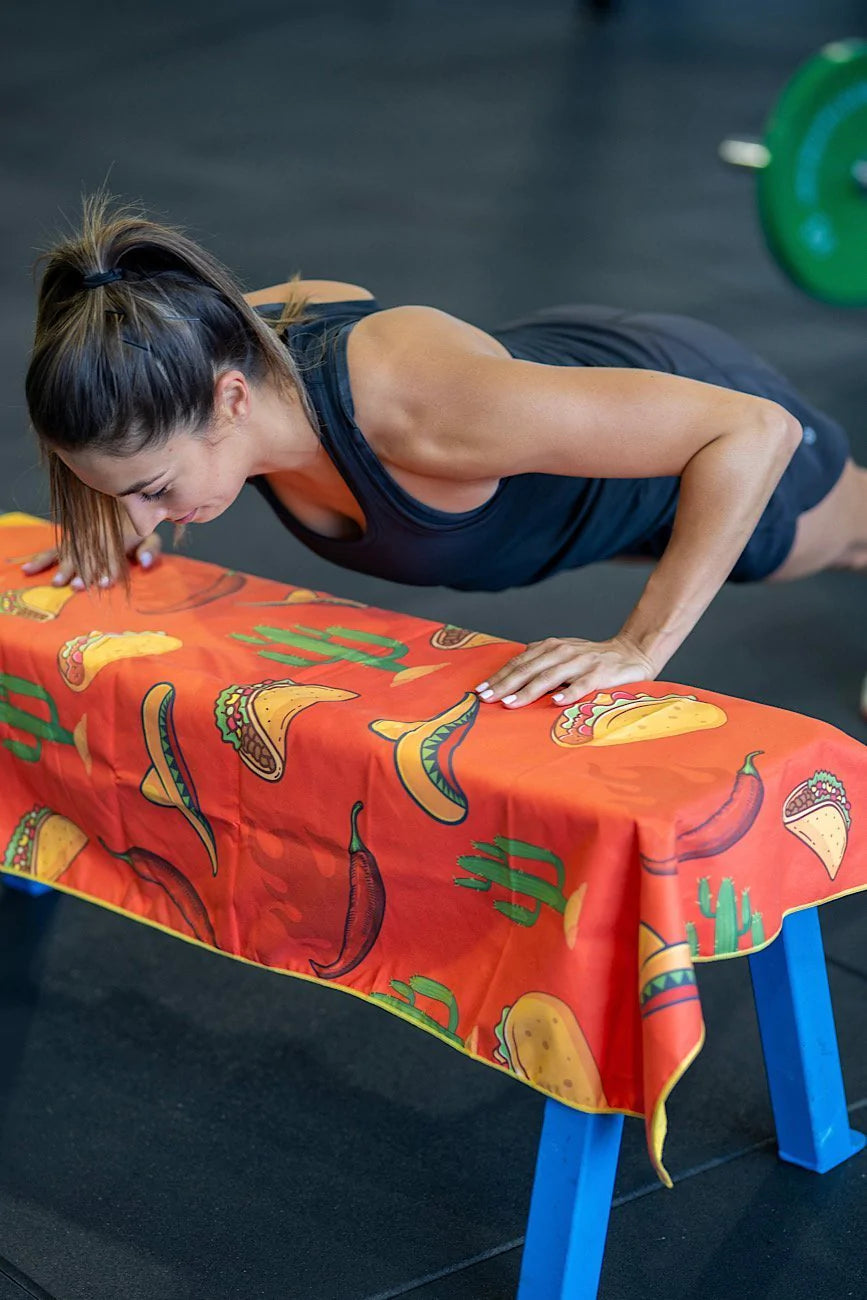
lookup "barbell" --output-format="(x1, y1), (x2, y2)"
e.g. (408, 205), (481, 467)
(719, 38), (867, 305)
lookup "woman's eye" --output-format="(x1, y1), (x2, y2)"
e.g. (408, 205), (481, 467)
(139, 486), (170, 503)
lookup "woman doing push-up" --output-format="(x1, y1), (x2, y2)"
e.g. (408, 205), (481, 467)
(22, 195), (867, 713)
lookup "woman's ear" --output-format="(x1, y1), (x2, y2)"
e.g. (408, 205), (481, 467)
(213, 369), (252, 428)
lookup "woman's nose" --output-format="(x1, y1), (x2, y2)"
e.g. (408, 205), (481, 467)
(125, 501), (166, 537)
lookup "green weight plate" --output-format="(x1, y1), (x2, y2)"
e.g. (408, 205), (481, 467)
(758, 39), (867, 305)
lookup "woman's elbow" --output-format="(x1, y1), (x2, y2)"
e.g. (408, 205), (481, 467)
(762, 399), (803, 454)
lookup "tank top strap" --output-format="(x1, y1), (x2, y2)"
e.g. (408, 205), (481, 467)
(253, 295), (383, 478)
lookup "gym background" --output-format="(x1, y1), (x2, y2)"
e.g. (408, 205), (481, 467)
(2, 3), (866, 1299)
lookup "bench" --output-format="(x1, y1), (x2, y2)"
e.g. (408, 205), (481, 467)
(1, 511), (864, 1298)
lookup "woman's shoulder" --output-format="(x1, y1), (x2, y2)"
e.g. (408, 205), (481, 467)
(344, 305), (513, 477)
(350, 303), (511, 359)
(244, 278), (375, 307)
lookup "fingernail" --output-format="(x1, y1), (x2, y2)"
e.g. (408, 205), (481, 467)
(139, 551), (153, 568)
(71, 577), (85, 590)
(552, 693), (565, 703)
(502, 694), (517, 705)
(474, 682), (489, 693)
(479, 689), (494, 700)
(52, 573), (65, 585)
(98, 575), (111, 588)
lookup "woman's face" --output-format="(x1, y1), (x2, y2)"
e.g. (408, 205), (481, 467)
(56, 369), (275, 537)
(59, 423), (250, 538)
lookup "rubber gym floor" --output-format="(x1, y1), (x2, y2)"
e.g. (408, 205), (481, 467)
(2, 2), (867, 1297)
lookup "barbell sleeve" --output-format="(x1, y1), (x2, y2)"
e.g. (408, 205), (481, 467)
(718, 138), (772, 170)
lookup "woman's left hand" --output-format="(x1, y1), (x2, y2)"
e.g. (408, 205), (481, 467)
(474, 635), (660, 709)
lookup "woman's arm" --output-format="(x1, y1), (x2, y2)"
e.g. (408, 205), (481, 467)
(349, 306), (802, 705)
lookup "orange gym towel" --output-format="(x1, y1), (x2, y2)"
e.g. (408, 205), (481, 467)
(1, 513), (864, 1184)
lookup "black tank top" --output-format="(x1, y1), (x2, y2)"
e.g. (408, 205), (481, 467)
(248, 300), (680, 592)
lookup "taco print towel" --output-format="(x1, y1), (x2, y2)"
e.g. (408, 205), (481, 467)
(1, 512), (865, 1184)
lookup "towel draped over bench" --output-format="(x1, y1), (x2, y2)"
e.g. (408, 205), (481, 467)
(1, 513), (864, 1184)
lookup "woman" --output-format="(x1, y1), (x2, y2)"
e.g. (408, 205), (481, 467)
(23, 195), (867, 713)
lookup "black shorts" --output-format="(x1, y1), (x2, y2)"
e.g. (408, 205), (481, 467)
(494, 306), (851, 582)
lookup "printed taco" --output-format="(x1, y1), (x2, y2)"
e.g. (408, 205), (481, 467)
(0, 585), (75, 621)
(215, 677), (358, 781)
(58, 630), (183, 692)
(429, 624), (508, 650)
(494, 991), (607, 1107)
(3, 805), (87, 881)
(552, 689), (727, 749)
(783, 769), (852, 880)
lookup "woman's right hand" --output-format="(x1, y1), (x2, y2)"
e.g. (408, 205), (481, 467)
(20, 520), (163, 589)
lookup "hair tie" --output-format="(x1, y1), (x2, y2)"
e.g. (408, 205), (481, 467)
(82, 268), (126, 289)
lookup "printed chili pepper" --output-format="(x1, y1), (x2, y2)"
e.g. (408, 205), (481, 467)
(676, 750), (765, 859)
(309, 801), (386, 980)
(643, 751), (765, 875)
(100, 838), (218, 948)
(134, 569), (246, 614)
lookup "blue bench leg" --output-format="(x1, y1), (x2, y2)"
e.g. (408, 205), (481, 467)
(1, 873), (53, 897)
(748, 905), (866, 1173)
(518, 1100), (624, 1300)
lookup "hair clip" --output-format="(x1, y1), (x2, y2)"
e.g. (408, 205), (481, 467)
(121, 336), (152, 353)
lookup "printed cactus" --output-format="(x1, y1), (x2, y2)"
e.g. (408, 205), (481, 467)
(455, 836), (568, 927)
(697, 876), (765, 955)
(685, 920), (699, 958)
(370, 975), (464, 1046)
(0, 673), (75, 762)
(231, 623), (411, 673)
